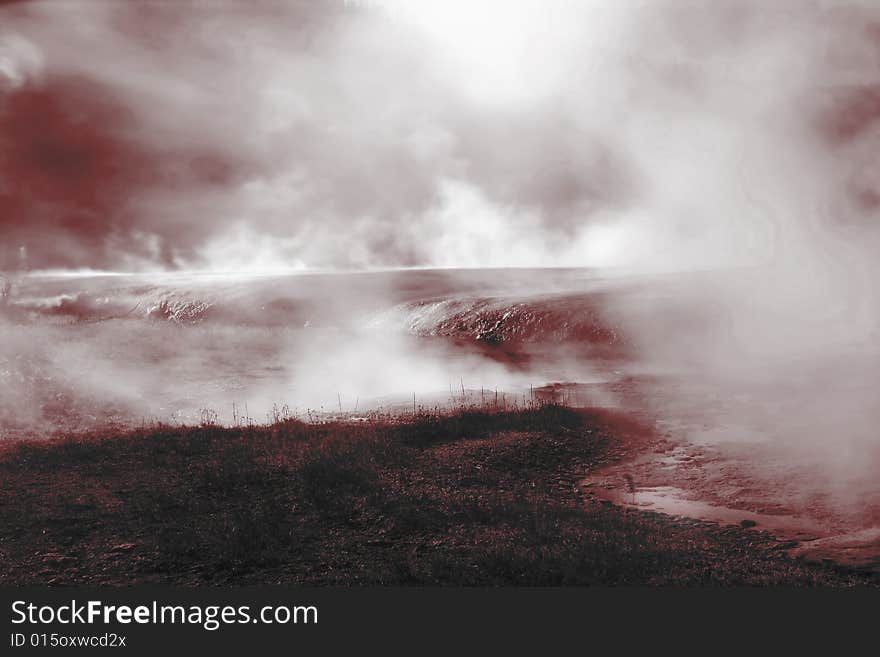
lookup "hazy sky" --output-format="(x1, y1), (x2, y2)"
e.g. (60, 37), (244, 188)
(2, 0), (880, 272)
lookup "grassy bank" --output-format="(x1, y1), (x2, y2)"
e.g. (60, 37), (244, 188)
(0, 405), (873, 586)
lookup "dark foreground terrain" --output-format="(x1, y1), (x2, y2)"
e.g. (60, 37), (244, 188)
(0, 405), (875, 586)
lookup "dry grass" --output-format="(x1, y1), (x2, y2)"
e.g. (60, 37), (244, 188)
(0, 405), (874, 586)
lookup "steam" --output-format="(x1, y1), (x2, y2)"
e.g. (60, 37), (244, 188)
(0, 0), (681, 271)
(2, 0), (880, 514)
(4, 1), (877, 273)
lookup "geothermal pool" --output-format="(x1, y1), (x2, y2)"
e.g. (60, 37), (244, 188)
(2, 267), (878, 569)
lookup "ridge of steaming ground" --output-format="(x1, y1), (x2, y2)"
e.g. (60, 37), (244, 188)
(8, 271), (625, 348)
(0, 405), (874, 586)
(0, 269), (629, 439)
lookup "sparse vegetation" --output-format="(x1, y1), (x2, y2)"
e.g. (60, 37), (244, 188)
(0, 276), (11, 307)
(0, 404), (875, 586)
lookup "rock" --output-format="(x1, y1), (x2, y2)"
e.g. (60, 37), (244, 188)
(110, 543), (136, 552)
(41, 552), (73, 564)
(740, 519), (758, 528)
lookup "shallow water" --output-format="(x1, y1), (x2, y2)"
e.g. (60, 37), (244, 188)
(581, 414), (880, 571)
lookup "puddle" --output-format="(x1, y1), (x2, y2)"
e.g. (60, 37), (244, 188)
(789, 527), (880, 569)
(582, 471), (880, 570)
(584, 481), (823, 541)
